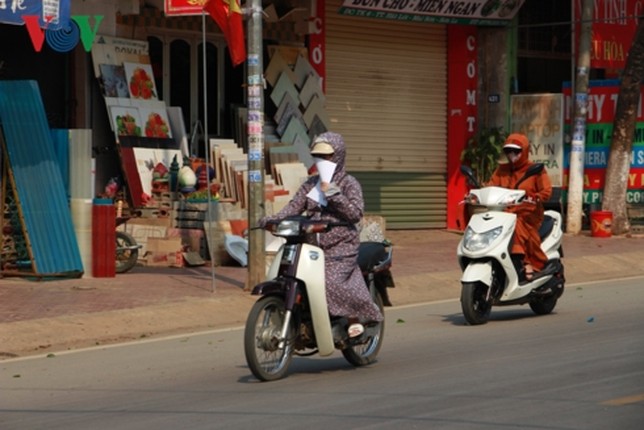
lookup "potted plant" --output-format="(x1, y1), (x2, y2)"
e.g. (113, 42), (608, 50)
(460, 127), (507, 185)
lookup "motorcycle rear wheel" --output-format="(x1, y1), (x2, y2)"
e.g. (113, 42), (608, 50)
(115, 231), (138, 273)
(461, 281), (492, 325)
(342, 292), (385, 366)
(244, 295), (294, 381)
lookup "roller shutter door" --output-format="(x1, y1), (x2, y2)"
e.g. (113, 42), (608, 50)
(325, 0), (447, 229)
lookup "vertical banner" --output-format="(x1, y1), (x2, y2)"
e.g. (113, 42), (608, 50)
(510, 94), (564, 187)
(447, 25), (478, 230)
(308, 0), (326, 92)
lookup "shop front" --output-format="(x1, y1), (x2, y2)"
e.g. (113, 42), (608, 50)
(0, 0), (526, 277)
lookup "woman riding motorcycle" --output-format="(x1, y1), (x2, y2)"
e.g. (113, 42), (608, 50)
(487, 133), (552, 281)
(258, 131), (383, 337)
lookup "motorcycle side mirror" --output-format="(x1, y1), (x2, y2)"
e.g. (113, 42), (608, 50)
(460, 165), (481, 189)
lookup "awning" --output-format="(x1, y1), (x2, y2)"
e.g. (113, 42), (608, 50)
(338, 0), (525, 26)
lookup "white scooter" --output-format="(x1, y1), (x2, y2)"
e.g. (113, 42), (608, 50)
(457, 164), (565, 325)
(244, 216), (394, 381)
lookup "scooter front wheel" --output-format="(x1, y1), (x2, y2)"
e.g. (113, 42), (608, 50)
(461, 282), (492, 325)
(244, 296), (294, 381)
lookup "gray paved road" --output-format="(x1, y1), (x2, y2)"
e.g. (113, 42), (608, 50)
(1, 278), (643, 429)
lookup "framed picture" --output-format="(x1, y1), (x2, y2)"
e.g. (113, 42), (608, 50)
(99, 64), (130, 98)
(110, 106), (143, 138)
(139, 107), (173, 139)
(123, 62), (158, 100)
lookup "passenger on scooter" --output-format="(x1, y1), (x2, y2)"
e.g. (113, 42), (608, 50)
(487, 133), (552, 281)
(258, 131), (384, 338)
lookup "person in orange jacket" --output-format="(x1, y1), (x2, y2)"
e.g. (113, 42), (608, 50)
(487, 133), (552, 281)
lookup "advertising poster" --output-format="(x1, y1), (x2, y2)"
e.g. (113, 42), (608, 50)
(562, 80), (644, 205)
(510, 94), (564, 187)
(574, 0), (640, 69)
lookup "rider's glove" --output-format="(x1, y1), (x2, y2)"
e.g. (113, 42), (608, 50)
(324, 183), (341, 198)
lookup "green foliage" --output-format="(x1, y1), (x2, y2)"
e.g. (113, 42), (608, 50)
(460, 128), (507, 184)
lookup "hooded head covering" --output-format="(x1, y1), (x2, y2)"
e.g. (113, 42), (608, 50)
(503, 133), (530, 169)
(311, 132), (347, 181)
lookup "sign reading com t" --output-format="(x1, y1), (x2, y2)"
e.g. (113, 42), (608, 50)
(339, 0), (525, 25)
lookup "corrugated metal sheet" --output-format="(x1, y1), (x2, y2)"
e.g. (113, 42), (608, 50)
(0, 80), (83, 277)
(325, 0), (447, 173)
(325, 0), (448, 229)
(354, 172), (446, 229)
(51, 129), (70, 197)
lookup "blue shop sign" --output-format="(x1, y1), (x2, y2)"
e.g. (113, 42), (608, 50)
(0, 0), (70, 30)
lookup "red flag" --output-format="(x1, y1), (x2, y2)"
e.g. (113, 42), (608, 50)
(204, 0), (246, 67)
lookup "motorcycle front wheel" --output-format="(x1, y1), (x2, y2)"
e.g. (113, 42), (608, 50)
(244, 295), (295, 382)
(342, 292), (385, 366)
(115, 231), (138, 273)
(461, 281), (492, 325)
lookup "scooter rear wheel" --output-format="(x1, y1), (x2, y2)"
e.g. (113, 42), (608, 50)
(244, 296), (294, 381)
(461, 282), (492, 325)
(342, 292), (385, 366)
(529, 295), (558, 315)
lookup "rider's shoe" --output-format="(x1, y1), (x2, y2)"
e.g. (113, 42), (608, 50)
(348, 323), (365, 338)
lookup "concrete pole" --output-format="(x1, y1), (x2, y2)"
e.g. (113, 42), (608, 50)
(246, 0), (265, 289)
(566, 0), (593, 234)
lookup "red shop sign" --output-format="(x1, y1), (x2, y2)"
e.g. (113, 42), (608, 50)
(165, 0), (208, 16)
(574, 0), (642, 69)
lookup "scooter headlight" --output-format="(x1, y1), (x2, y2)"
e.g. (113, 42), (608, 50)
(273, 219), (301, 237)
(463, 226), (503, 252)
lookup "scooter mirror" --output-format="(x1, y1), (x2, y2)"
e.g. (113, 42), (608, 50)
(460, 165), (481, 189)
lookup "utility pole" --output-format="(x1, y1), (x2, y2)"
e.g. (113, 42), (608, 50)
(566, 0), (593, 234)
(246, 0), (265, 289)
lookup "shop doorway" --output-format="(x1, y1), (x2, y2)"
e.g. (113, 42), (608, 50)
(147, 33), (244, 157)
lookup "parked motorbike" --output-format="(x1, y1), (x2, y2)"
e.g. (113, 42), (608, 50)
(244, 216), (394, 381)
(457, 164), (565, 325)
(115, 216), (141, 273)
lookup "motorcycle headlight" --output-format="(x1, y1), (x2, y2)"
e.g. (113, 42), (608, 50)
(463, 226), (502, 252)
(273, 219), (301, 237)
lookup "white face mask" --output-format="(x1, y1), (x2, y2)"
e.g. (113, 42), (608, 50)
(506, 151), (521, 164)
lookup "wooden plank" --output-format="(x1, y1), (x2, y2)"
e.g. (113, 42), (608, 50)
(209, 139), (238, 184)
(274, 162), (308, 196)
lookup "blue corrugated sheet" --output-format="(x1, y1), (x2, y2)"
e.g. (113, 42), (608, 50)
(0, 80), (83, 277)
(50, 129), (70, 198)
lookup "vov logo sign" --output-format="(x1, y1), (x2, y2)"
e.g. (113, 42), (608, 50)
(23, 15), (103, 53)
